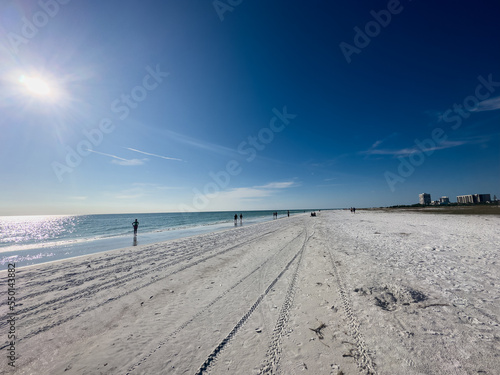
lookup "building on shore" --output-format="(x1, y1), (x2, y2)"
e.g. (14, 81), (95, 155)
(439, 196), (450, 204)
(457, 195), (475, 204)
(477, 194), (492, 203)
(456, 194), (491, 204)
(419, 193), (431, 205)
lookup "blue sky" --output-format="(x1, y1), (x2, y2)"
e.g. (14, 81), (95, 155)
(1, 0), (499, 215)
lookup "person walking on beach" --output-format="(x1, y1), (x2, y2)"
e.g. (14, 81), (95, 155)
(132, 219), (139, 235)
(239, 213), (243, 224)
(234, 214), (238, 225)
(287, 210), (290, 217)
(353, 207), (356, 214)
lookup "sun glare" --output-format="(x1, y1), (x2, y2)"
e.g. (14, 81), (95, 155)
(19, 75), (51, 96)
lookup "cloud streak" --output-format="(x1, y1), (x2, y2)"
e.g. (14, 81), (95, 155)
(206, 180), (297, 203)
(156, 129), (236, 157)
(86, 149), (146, 166)
(125, 147), (184, 161)
(111, 159), (146, 166)
(257, 181), (296, 189)
(473, 96), (500, 112)
(361, 135), (492, 157)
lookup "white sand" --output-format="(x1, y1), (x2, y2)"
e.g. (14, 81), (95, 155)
(1, 210), (499, 374)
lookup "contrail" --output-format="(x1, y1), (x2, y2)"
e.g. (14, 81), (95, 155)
(86, 149), (129, 161)
(125, 147), (183, 161)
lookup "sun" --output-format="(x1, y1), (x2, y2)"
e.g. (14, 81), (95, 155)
(19, 75), (52, 97)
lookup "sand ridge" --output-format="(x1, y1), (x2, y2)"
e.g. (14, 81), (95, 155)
(1, 211), (499, 374)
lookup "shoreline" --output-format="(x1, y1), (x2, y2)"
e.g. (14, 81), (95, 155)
(1, 210), (499, 374)
(7, 213), (305, 272)
(0, 211), (310, 269)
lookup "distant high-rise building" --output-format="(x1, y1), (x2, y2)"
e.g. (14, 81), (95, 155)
(476, 194), (491, 203)
(457, 194), (474, 204)
(440, 196), (450, 204)
(457, 194), (491, 204)
(419, 193), (431, 205)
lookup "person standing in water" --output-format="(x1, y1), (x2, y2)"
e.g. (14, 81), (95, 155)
(234, 214), (238, 225)
(239, 213), (243, 224)
(132, 219), (139, 235)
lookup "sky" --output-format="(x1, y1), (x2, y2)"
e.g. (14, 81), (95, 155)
(0, 0), (499, 215)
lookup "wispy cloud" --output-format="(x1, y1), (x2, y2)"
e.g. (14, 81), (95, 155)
(111, 159), (146, 166)
(473, 96), (500, 112)
(86, 149), (146, 166)
(361, 140), (466, 156)
(362, 133), (399, 156)
(361, 136), (492, 157)
(155, 129), (287, 165)
(157, 129), (236, 157)
(125, 147), (184, 161)
(257, 181), (296, 189)
(206, 180), (297, 201)
(208, 187), (272, 200)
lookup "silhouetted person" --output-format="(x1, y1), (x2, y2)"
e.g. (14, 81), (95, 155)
(234, 214), (238, 225)
(287, 210), (290, 217)
(132, 219), (139, 235)
(239, 213), (243, 224)
(353, 207), (356, 214)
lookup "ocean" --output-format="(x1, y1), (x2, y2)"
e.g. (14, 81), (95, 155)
(0, 210), (310, 268)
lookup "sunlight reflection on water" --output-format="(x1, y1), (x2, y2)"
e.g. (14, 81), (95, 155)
(0, 215), (77, 246)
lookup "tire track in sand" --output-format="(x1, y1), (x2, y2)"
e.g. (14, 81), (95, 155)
(125, 230), (305, 374)
(0, 226), (277, 306)
(0, 227), (283, 350)
(328, 250), (377, 375)
(194, 228), (309, 375)
(257, 228), (313, 374)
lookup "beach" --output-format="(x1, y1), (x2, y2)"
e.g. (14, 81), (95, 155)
(1, 210), (499, 374)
